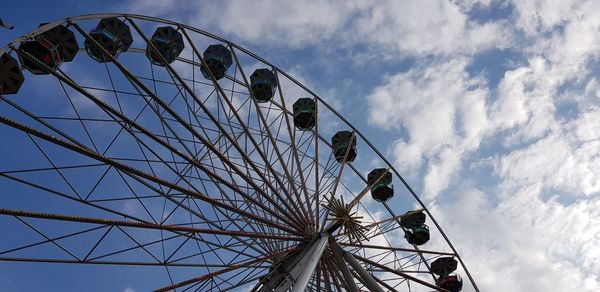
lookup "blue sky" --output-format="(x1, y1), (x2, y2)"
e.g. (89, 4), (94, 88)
(1, 1), (600, 291)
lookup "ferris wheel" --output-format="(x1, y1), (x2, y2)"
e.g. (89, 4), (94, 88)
(0, 14), (478, 291)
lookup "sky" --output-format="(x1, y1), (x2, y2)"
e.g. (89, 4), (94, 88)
(1, 0), (600, 291)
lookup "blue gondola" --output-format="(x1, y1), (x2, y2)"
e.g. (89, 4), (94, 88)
(367, 168), (393, 202)
(331, 131), (357, 163)
(292, 98), (316, 130)
(201, 44), (232, 80)
(250, 68), (277, 102)
(85, 17), (133, 63)
(146, 26), (184, 66)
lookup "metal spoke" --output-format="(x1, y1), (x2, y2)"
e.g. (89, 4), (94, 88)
(0, 208), (303, 241)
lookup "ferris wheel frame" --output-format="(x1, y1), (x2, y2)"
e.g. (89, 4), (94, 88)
(0, 13), (478, 292)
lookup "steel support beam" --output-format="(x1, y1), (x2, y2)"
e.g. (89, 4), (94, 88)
(255, 233), (328, 292)
(0, 208), (303, 241)
(329, 239), (385, 292)
(328, 237), (359, 292)
(290, 235), (328, 292)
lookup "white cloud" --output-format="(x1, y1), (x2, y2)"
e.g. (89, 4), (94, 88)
(495, 120), (600, 196)
(350, 0), (511, 56)
(489, 63), (536, 131)
(125, 0), (510, 56)
(365, 2), (600, 291)
(367, 58), (490, 198)
(432, 187), (600, 292)
(489, 58), (560, 147)
(511, 0), (581, 35)
(391, 140), (423, 171)
(488, 0), (600, 197)
(195, 1), (355, 48)
(360, 0), (600, 199)
(452, 0), (495, 10)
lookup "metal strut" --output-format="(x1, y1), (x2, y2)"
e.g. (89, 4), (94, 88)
(329, 240), (385, 292)
(255, 234), (329, 292)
